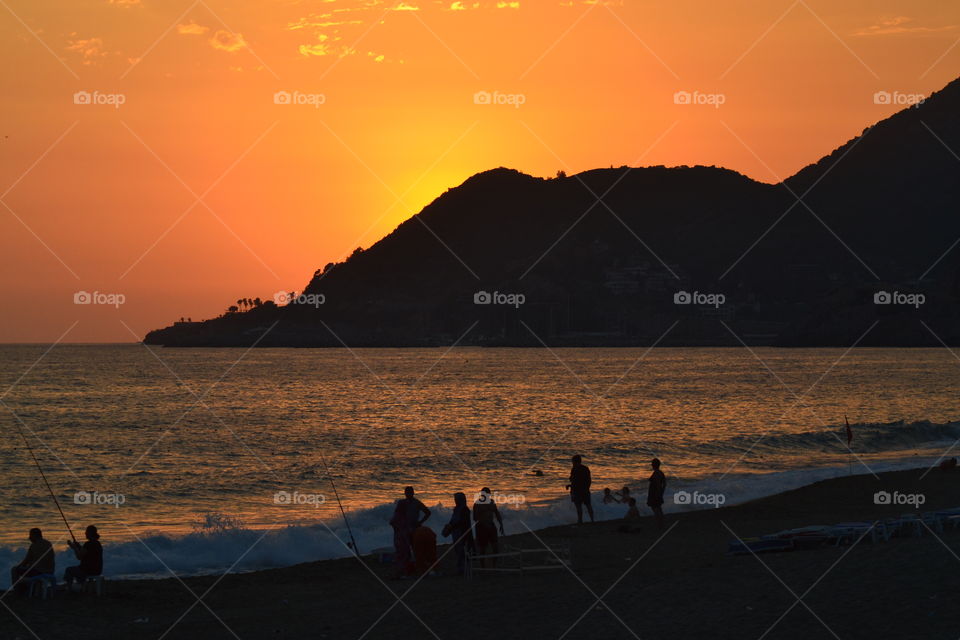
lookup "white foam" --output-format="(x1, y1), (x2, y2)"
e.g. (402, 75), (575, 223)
(0, 456), (939, 587)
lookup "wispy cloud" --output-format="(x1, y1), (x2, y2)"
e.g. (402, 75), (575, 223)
(66, 36), (108, 65)
(853, 16), (957, 37)
(177, 21), (210, 36)
(287, 15), (363, 30)
(209, 30), (248, 53)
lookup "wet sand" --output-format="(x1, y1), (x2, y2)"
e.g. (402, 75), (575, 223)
(3, 467), (960, 640)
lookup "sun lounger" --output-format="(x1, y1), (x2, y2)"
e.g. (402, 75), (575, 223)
(899, 513), (926, 538)
(727, 537), (793, 555)
(766, 526), (833, 550)
(829, 522), (880, 545)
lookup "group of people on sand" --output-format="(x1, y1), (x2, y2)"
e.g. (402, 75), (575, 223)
(8, 525), (103, 597)
(389, 455), (668, 578)
(390, 486), (504, 577)
(566, 455), (667, 530)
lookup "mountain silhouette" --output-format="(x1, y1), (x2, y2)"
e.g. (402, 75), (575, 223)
(145, 77), (960, 347)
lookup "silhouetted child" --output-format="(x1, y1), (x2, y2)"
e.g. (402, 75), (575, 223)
(412, 525), (437, 576)
(602, 488), (617, 504)
(617, 486), (631, 504)
(625, 498), (641, 522)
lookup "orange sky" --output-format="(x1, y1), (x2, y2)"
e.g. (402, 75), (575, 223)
(1, 0), (958, 342)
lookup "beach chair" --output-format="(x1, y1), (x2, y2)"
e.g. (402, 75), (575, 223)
(466, 545), (523, 579)
(25, 574), (56, 600)
(82, 575), (105, 596)
(517, 540), (573, 573)
(922, 512), (945, 534)
(933, 507), (960, 530)
(466, 540), (572, 579)
(369, 547), (395, 565)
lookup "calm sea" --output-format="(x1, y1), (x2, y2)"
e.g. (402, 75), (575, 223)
(0, 345), (956, 582)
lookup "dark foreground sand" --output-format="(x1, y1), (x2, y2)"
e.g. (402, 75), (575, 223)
(3, 467), (960, 640)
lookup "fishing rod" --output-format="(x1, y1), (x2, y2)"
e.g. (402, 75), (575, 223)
(12, 418), (76, 544)
(319, 451), (359, 557)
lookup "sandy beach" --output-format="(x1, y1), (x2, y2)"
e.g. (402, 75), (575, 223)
(3, 467), (959, 640)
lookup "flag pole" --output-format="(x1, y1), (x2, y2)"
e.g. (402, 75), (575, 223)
(844, 415), (853, 476)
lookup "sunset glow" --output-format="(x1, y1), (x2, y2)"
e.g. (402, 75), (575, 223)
(2, 0), (958, 341)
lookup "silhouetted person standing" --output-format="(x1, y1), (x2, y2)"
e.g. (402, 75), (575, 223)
(472, 488), (504, 567)
(566, 455), (594, 524)
(64, 525), (103, 590)
(390, 486), (430, 577)
(647, 458), (666, 530)
(10, 528), (54, 596)
(443, 492), (474, 575)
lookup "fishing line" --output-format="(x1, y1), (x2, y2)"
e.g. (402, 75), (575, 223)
(12, 419), (76, 543)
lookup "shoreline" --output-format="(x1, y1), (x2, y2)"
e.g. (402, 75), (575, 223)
(0, 452), (948, 583)
(4, 466), (960, 639)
